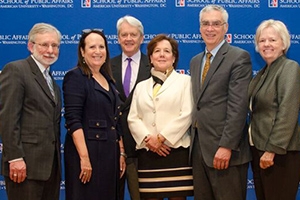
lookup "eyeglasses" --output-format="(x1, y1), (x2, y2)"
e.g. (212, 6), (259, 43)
(200, 21), (226, 28)
(119, 32), (140, 39)
(82, 29), (103, 34)
(32, 42), (60, 50)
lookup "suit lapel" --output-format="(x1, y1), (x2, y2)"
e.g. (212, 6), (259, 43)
(121, 54), (151, 110)
(155, 70), (177, 96)
(197, 43), (228, 103)
(28, 57), (56, 104)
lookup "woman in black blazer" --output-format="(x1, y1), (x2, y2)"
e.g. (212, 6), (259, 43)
(63, 29), (126, 200)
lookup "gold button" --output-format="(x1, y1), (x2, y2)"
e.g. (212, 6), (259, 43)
(96, 122), (100, 126)
(111, 126), (115, 130)
(96, 134), (100, 138)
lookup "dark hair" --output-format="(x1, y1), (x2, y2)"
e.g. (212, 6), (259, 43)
(147, 34), (179, 69)
(77, 30), (113, 79)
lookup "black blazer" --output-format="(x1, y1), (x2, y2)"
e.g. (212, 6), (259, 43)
(111, 53), (151, 159)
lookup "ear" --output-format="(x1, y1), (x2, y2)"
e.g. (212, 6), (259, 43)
(80, 47), (84, 57)
(27, 42), (34, 53)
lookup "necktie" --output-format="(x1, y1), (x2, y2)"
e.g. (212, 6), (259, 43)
(202, 52), (212, 85)
(44, 69), (55, 99)
(123, 58), (132, 97)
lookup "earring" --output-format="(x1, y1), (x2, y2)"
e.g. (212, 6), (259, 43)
(83, 57), (86, 64)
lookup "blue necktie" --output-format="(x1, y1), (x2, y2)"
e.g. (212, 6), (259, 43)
(123, 58), (132, 97)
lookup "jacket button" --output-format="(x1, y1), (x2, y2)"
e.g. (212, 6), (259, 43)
(111, 126), (115, 130)
(152, 123), (156, 126)
(96, 122), (100, 126)
(96, 134), (100, 138)
(119, 112), (122, 116)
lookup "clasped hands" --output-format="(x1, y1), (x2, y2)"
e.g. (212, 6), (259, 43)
(144, 134), (171, 157)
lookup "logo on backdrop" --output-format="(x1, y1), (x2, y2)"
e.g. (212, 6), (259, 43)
(174, 0), (260, 8)
(82, 0), (91, 8)
(175, 0), (185, 7)
(268, 0), (278, 7)
(268, 0), (300, 8)
(0, 0), (74, 9)
(226, 34), (232, 43)
(80, 0), (167, 9)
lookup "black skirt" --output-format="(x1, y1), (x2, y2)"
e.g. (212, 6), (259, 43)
(137, 147), (194, 198)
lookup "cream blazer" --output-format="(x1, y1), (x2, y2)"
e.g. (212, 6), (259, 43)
(128, 70), (193, 150)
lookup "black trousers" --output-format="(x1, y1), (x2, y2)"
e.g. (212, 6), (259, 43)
(251, 147), (300, 200)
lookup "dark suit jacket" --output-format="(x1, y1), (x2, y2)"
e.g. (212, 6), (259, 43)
(248, 55), (300, 154)
(190, 42), (252, 167)
(111, 53), (151, 159)
(0, 56), (62, 181)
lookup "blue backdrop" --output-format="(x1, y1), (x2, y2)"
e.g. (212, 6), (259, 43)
(1, 0), (300, 199)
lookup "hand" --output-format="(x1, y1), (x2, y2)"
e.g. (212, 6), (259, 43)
(119, 155), (126, 178)
(9, 160), (27, 183)
(156, 143), (171, 157)
(260, 152), (275, 169)
(213, 147), (232, 170)
(144, 134), (162, 152)
(79, 157), (92, 184)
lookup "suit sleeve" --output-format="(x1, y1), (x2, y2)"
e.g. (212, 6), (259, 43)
(63, 70), (85, 134)
(0, 62), (26, 162)
(267, 61), (300, 154)
(219, 50), (252, 151)
(127, 83), (152, 146)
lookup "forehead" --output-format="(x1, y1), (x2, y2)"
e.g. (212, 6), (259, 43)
(154, 40), (172, 48)
(119, 21), (139, 33)
(85, 33), (104, 43)
(34, 32), (59, 42)
(201, 10), (223, 21)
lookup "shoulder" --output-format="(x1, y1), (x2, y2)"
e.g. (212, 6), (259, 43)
(227, 44), (250, 57)
(110, 54), (121, 64)
(64, 67), (85, 81)
(135, 77), (151, 89)
(190, 52), (203, 62)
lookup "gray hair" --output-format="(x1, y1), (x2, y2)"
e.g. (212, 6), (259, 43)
(116, 15), (144, 35)
(28, 22), (62, 44)
(199, 4), (229, 25)
(254, 19), (290, 54)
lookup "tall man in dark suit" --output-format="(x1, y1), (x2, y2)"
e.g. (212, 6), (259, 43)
(111, 15), (151, 200)
(190, 5), (252, 200)
(0, 23), (62, 200)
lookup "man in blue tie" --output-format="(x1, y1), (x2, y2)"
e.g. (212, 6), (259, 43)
(111, 15), (151, 200)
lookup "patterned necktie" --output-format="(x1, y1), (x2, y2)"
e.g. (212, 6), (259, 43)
(44, 69), (55, 99)
(202, 52), (212, 85)
(123, 58), (132, 97)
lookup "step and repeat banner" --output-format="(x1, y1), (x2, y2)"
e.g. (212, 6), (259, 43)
(1, 0), (300, 199)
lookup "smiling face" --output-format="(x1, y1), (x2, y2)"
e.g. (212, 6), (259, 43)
(200, 10), (228, 51)
(257, 27), (284, 66)
(28, 31), (60, 68)
(150, 39), (175, 72)
(118, 21), (144, 57)
(80, 33), (106, 70)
